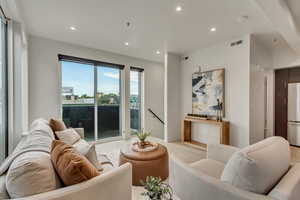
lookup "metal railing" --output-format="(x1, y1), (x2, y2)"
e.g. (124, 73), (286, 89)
(148, 108), (164, 125)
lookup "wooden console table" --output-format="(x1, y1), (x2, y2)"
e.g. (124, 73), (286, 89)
(182, 116), (230, 150)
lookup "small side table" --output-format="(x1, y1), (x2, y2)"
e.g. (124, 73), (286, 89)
(119, 144), (169, 186)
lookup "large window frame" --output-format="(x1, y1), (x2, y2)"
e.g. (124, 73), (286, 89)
(130, 67), (144, 132)
(59, 55), (124, 142)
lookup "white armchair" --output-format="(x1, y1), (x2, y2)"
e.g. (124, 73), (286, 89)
(170, 139), (300, 200)
(169, 144), (273, 200)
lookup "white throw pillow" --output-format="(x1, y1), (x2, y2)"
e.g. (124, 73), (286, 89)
(73, 139), (91, 155)
(73, 139), (102, 171)
(221, 137), (290, 194)
(6, 152), (62, 198)
(86, 144), (103, 171)
(55, 128), (81, 145)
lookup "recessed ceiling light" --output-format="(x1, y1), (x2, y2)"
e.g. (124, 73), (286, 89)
(70, 26), (77, 31)
(175, 6), (182, 12)
(124, 42), (129, 46)
(156, 50), (161, 55)
(210, 27), (216, 32)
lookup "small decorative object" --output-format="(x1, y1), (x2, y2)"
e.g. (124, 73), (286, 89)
(192, 68), (225, 117)
(131, 141), (158, 152)
(141, 176), (173, 200)
(132, 129), (151, 149)
(216, 98), (223, 121)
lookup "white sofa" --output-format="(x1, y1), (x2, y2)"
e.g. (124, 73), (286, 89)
(0, 119), (132, 200)
(11, 163), (132, 200)
(170, 137), (300, 200)
(12, 163), (132, 200)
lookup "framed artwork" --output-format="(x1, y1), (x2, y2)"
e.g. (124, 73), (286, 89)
(192, 68), (225, 117)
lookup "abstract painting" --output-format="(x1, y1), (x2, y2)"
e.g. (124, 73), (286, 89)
(192, 68), (225, 116)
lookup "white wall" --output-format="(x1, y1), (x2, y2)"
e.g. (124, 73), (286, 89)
(28, 36), (164, 139)
(249, 36), (274, 144)
(180, 36), (251, 148)
(164, 53), (181, 142)
(273, 45), (300, 69)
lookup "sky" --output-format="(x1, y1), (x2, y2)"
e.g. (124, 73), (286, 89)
(62, 61), (139, 96)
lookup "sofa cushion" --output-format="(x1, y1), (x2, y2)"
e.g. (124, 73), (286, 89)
(51, 140), (100, 186)
(221, 137), (290, 194)
(268, 163), (300, 200)
(56, 128), (81, 145)
(6, 152), (62, 198)
(0, 174), (9, 199)
(30, 118), (55, 140)
(190, 159), (225, 179)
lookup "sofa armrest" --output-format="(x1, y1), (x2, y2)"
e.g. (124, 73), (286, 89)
(16, 163), (132, 200)
(207, 144), (240, 164)
(73, 128), (84, 139)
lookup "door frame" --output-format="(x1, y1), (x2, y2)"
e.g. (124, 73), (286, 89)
(275, 66), (300, 140)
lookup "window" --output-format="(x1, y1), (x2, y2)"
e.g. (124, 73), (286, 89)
(130, 67), (143, 132)
(61, 62), (95, 141)
(60, 55), (123, 141)
(97, 66), (121, 139)
(0, 14), (7, 163)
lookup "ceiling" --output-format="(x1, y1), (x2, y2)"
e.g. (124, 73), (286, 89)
(17, 0), (283, 62)
(287, 0), (300, 30)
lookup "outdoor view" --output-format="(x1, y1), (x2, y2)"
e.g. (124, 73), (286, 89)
(61, 62), (95, 141)
(61, 61), (142, 141)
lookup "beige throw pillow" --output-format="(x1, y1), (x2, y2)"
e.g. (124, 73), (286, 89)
(55, 128), (81, 145)
(51, 140), (100, 186)
(6, 152), (62, 198)
(73, 140), (102, 171)
(221, 137), (290, 194)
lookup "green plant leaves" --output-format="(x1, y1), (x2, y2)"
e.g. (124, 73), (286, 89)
(141, 176), (173, 200)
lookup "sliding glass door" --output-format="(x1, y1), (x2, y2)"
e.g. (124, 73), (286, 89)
(61, 62), (95, 141)
(61, 59), (122, 141)
(97, 66), (121, 139)
(0, 16), (7, 163)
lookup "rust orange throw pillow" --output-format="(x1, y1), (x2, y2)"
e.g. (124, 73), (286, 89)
(49, 119), (67, 139)
(49, 118), (67, 132)
(51, 140), (100, 186)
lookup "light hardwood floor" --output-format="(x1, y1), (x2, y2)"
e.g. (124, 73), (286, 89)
(96, 137), (205, 200)
(291, 146), (300, 163)
(96, 137), (300, 200)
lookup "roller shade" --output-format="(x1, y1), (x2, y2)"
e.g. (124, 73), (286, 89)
(130, 66), (144, 72)
(58, 54), (125, 70)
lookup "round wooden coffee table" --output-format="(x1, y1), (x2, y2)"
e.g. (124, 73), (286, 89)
(119, 144), (169, 186)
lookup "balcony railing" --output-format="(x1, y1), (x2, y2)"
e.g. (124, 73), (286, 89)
(62, 104), (140, 141)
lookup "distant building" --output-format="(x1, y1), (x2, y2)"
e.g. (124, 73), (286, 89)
(62, 87), (74, 95)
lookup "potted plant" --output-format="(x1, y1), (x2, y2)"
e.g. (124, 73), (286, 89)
(141, 176), (173, 200)
(132, 129), (151, 149)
